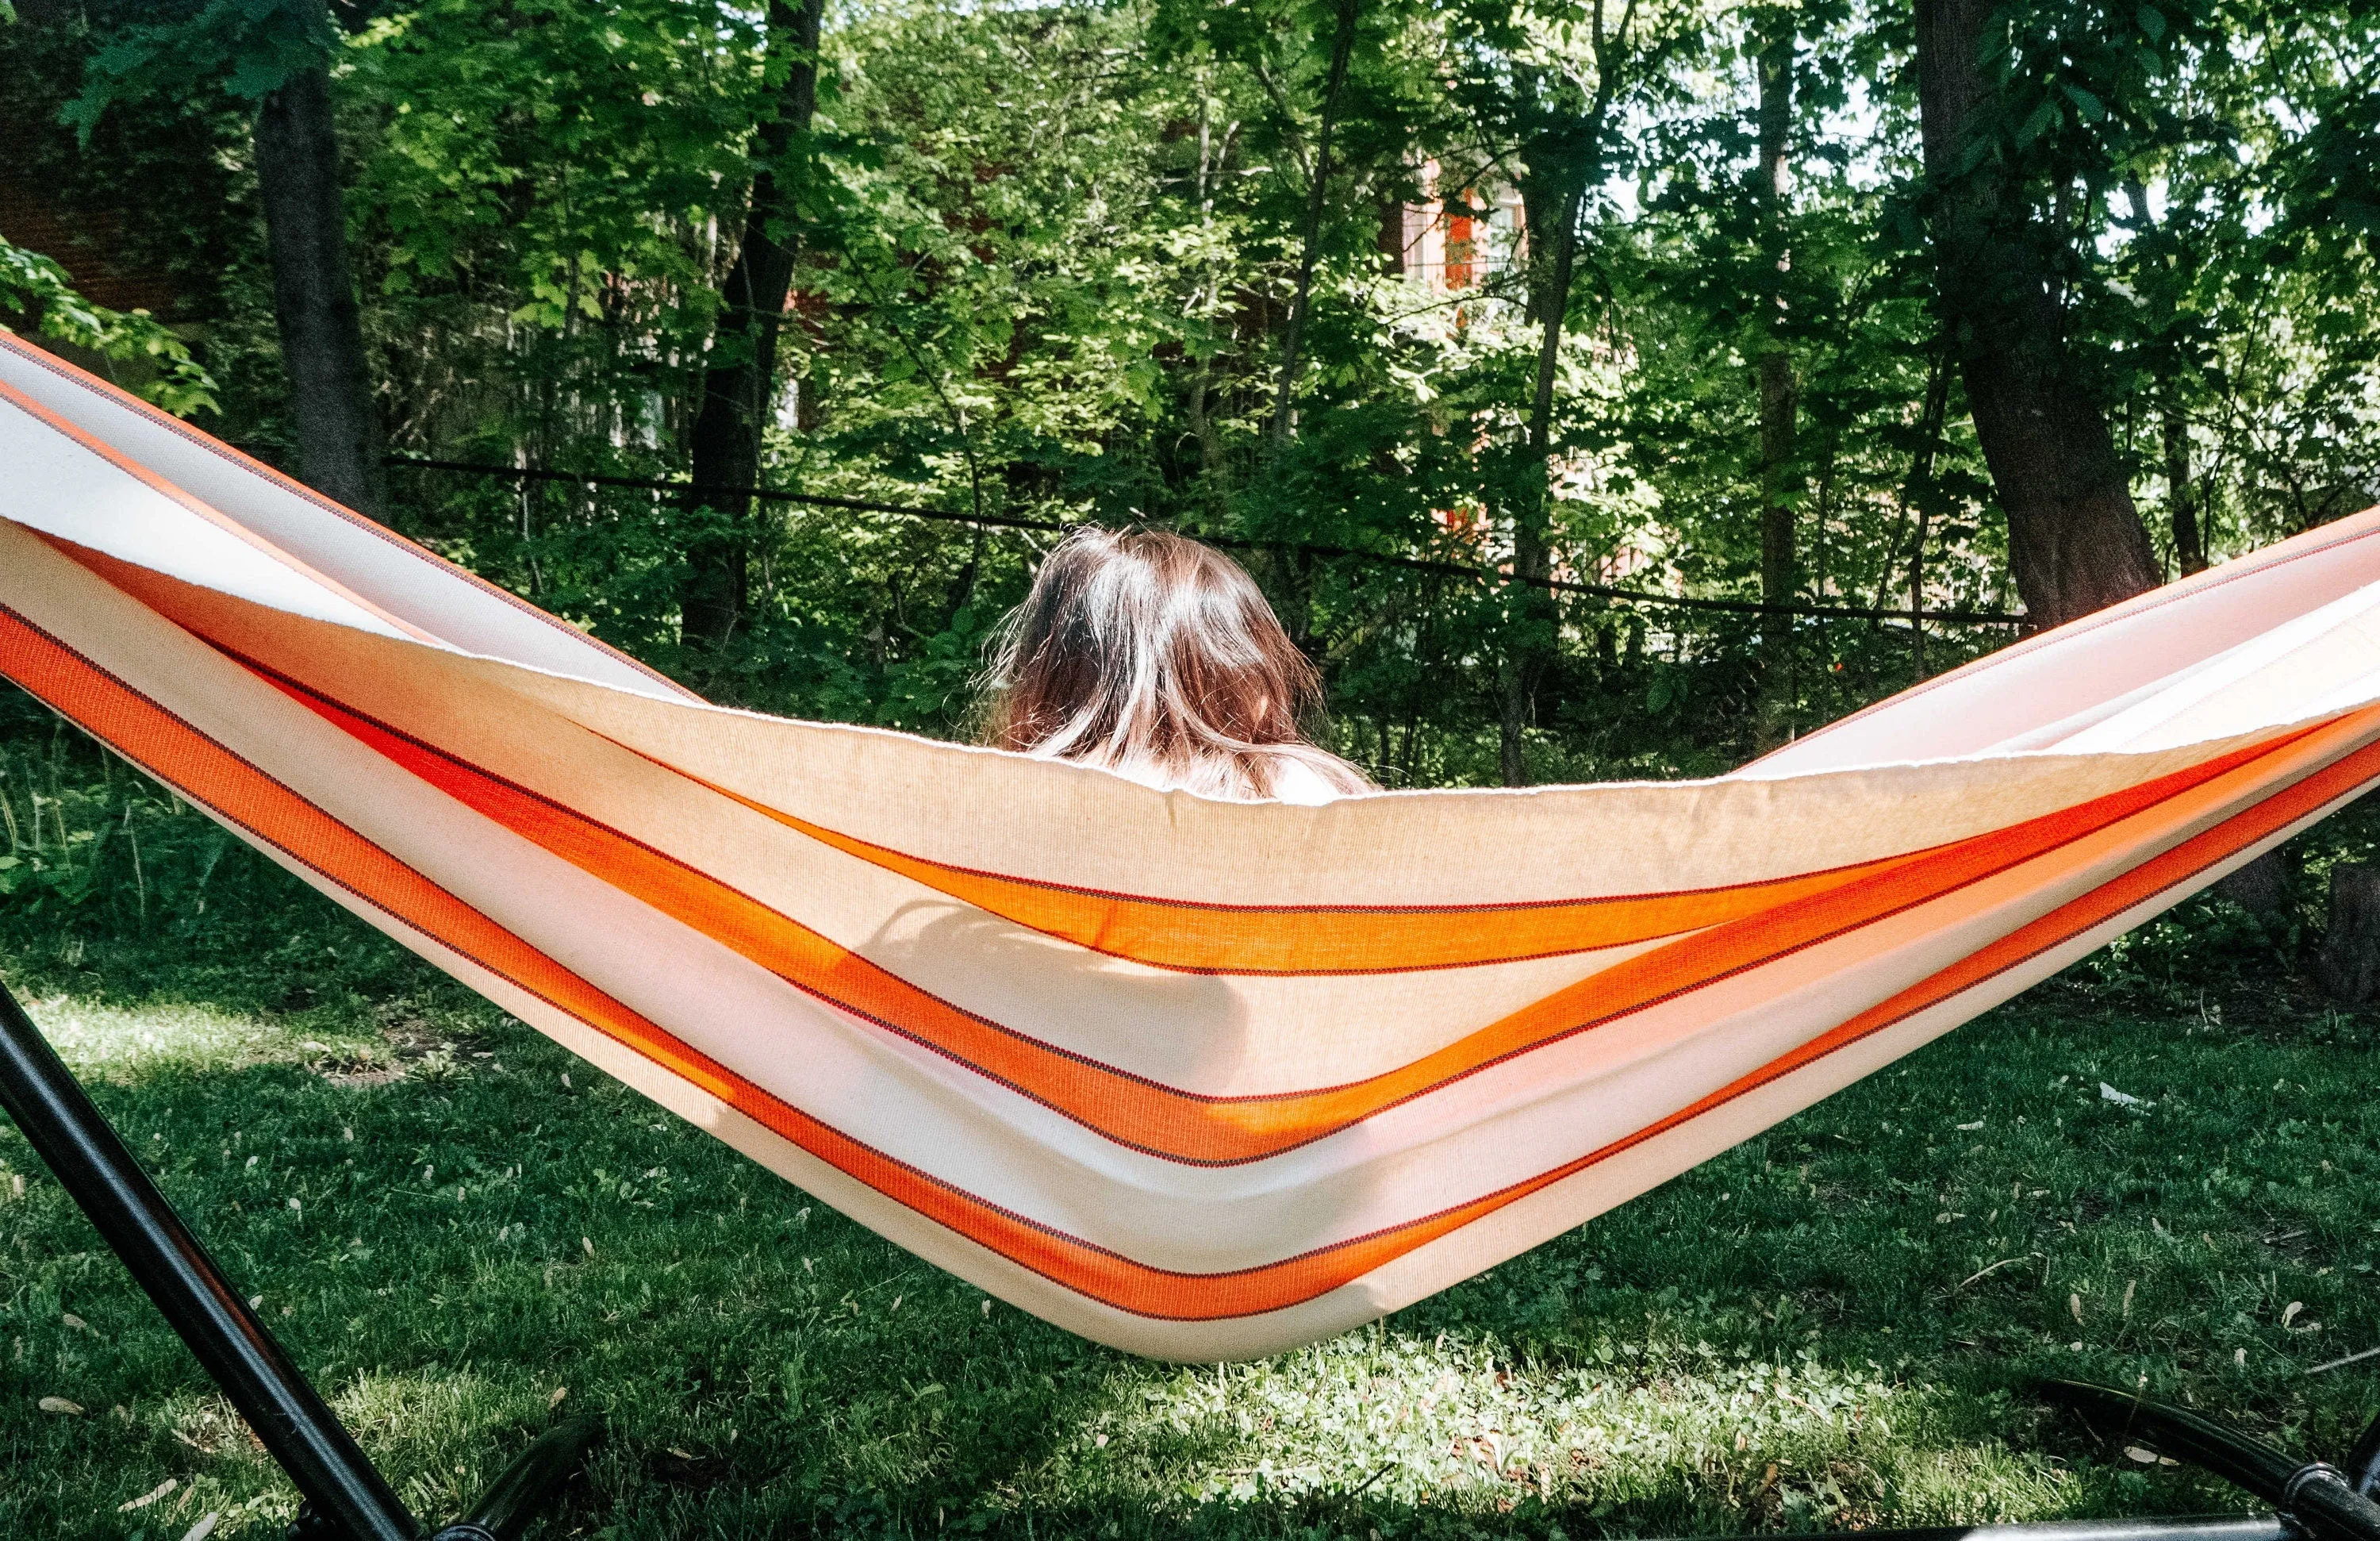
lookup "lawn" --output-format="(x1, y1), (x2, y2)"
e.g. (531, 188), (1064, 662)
(2, 694), (2378, 1541)
(2, 885), (2376, 1541)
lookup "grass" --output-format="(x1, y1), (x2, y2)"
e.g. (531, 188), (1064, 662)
(1, 906), (2375, 1541)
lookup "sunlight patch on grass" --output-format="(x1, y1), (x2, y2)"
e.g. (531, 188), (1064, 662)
(29, 991), (337, 1083)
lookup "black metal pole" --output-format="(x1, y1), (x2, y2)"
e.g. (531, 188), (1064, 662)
(0, 974), (419, 1541)
(427, 1416), (602, 1541)
(2349, 1412), (2380, 1502)
(2045, 1382), (2380, 1541)
(1687, 1520), (2289, 1541)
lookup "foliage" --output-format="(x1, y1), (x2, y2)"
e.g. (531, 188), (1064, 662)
(63, 0), (339, 128)
(17, 0), (2378, 769)
(0, 240), (218, 416)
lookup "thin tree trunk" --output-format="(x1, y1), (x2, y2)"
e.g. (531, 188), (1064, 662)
(682, 0), (826, 658)
(1498, 174), (1583, 787)
(1913, 0), (2159, 630)
(1269, 0), (1360, 450)
(1906, 355), (1949, 677)
(1499, 74), (1594, 787)
(2121, 179), (2205, 578)
(255, 60), (381, 518)
(1752, 21), (1798, 752)
(1187, 104), (1227, 482)
(2163, 395), (2204, 574)
(1495, 0), (1640, 785)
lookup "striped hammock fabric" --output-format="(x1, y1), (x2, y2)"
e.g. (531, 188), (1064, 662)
(6, 331), (2380, 1362)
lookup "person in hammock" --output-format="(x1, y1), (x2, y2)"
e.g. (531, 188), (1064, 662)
(977, 527), (1374, 804)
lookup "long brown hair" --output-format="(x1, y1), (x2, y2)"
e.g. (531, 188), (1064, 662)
(977, 528), (1371, 800)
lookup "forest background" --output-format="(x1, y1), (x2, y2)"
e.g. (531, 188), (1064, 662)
(7, 0), (2376, 790)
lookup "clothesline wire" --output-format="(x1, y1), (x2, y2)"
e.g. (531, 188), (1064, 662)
(385, 452), (2025, 628)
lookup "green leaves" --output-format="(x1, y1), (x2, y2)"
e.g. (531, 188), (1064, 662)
(65, 0), (338, 140)
(0, 239), (217, 416)
(2017, 97), (2063, 146)
(13, 0), (2374, 778)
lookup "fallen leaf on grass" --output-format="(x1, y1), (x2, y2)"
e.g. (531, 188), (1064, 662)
(182, 1512), (221, 1541)
(549, 1386), (568, 1408)
(2099, 1082), (2152, 1109)
(119, 1478), (178, 1512)
(39, 1396), (84, 1415)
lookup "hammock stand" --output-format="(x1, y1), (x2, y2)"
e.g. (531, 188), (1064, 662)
(2, 979), (2376, 1541)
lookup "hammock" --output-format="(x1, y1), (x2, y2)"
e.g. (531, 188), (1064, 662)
(5, 330), (2380, 1364)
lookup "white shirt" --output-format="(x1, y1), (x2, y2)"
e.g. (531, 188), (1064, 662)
(1267, 757), (1343, 805)
(1085, 751), (1351, 805)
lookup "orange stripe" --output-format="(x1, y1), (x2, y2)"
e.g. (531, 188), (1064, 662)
(708, 782), (1916, 974)
(96, 541), (1931, 972)
(247, 648), (2315, 1166)
(33, 540), (2265, 986)
(8, 601), (2378, 1322)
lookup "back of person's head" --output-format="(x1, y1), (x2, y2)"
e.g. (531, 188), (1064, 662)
(978, 527), (1371, 801)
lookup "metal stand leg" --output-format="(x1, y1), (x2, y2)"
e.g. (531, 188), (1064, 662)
(0, 974), (595, 1539)
(2046, 1382), (2380, 1541)
(424, 1416), (603, 1541)
(0, 974), (420, 1540)
(2347, 1412), (2380, 1502)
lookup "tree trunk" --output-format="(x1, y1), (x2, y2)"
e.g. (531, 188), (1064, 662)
(682, 0), (827, 657)
(2217, 844), (2294, 918)
(1912, 0), (2159, 631)
(1901, 352), (1951, 678)
(1495, 3), (1635, 786)
(2164, 397), (2205, 575)
(1268, 0), (1360, 451)
(1752, 21), (1798, 752)
(2120, 179), (2206, 580)
(1499, 172), (1583, 787)
(2317, 862), (2380, 1004)
(254, 60), (381, 519)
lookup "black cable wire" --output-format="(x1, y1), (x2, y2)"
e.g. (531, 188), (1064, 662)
(386, 452), (2025, 628)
